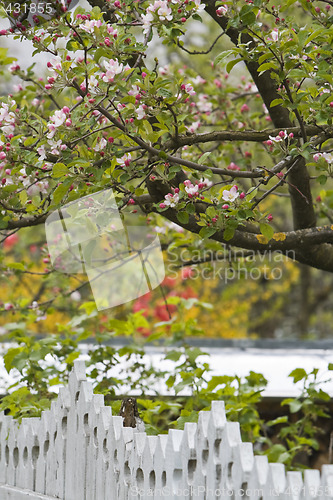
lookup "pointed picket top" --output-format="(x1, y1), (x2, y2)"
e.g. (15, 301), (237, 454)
(321, 464), (333, 495)
(266, 463), (286, 497)
(286, 470), (303, 500)
(303, 469), (321, 500)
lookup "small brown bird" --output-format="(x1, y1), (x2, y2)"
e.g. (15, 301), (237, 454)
(119, 397), (145, 432)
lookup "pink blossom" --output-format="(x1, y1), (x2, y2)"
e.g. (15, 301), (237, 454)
(80, 19), (102, 33)
(228, 162), (240, 171)
(136, 105), (146, 120)
(159, 65), (169, 75)
(48, 56), (62, 71)
(9, 63), (20, 72)
(184, 182), (199, 196)
(271, 29), (279, 42)
(181, 83), (196, 95)
(222, 185), (239, 202)
(216, 5), (228, 16)
(197, 94), (212, 113)
(94, 137), (107, 151)
(164, 192), (179, 207)
(186, 120), (201, 133)
(106, 25), (118, 36)
(49, 109), (67, 127)
(102, 58), (123, 83)
(117, 153), (132, 167)
(88, 75), (99, 88)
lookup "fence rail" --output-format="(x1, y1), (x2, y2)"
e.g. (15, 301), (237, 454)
(1, 360), (333, 499)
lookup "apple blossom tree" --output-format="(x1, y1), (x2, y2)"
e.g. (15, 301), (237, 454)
(1, 0), (333, 302)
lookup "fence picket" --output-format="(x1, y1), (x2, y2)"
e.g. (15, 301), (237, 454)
(0, 360), (331, 500)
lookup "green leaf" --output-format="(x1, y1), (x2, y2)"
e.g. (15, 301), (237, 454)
(186, 203), (195, 214)
(165, 350), (182, 362)
(23, 136), (36, 147)
(260, 223), (274, 241)
(7, 262), (25, 271)
(198, 152), (211, 165)
(79, 301), (97, 315)
(226, 58), (243, 73)
(270, 99), (284, 108)
(289, 368), (307, 383)
(199, 226), (216, 239)
(240, 9), (256, 25)
(267, 416), (288, 426)
(52, 183), (70, 205)
(287, 400), (303, 413)
(214, 49), (236, 66)
(317, 175), (327, 185)
(206, 206), (216, 218)
(65, 351), (80, 365)
(52, 163), (69, 178)
(176, 410), (199, 430)
(177, 212), (189, 224)
(4, 347), (22, 373)
(223, 226), (235, 241)
(257, 62), (276, 73)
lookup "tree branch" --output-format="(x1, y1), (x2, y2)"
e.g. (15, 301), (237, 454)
(165, 125), (331, 149)
(204, 0), (317, 231)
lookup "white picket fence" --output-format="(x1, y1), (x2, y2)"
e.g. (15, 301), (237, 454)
(0, 360), (333, 500)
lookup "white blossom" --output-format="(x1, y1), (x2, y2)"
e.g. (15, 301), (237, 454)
(102, 58), (123, 83)
(80, 19), (102, 33)
(222, 186), (239, 202)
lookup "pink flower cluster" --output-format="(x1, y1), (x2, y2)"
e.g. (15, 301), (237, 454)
(267, 130), (293, 145)
(0, 102), (16, 136)
(142, 1), (173, 33)
(184, 178), (212, 198)
(159, 188), (180, 209)
(101, 58), (123, 83)
(47, 106), (71, 139)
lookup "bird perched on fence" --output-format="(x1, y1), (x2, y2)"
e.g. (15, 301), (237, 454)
(119, 397), (145, 432)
